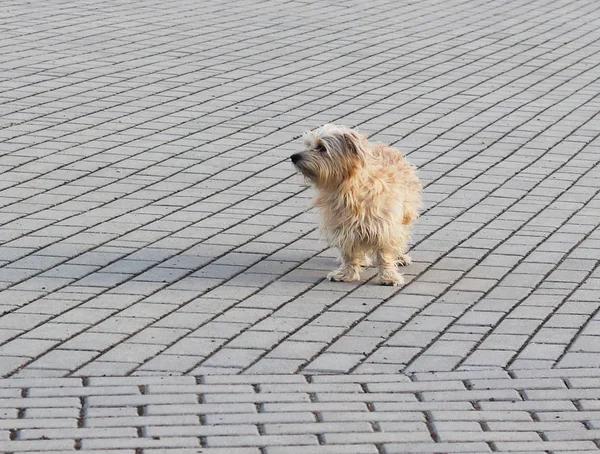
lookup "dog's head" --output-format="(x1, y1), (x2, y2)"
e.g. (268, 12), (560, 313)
(290, 124), (368, 189)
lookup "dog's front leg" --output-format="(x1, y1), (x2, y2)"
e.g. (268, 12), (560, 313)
(377, 249), (405, 286)
(327, 248), (362, 282)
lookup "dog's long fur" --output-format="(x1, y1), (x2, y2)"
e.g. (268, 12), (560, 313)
(291, 124), (422, 286)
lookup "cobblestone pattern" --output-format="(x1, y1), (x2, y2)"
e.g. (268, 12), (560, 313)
(1, 0), (600, 380)
(2, 370), (600, 453)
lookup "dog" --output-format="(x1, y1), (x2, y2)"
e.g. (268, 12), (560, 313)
(290, 124), (422, 286)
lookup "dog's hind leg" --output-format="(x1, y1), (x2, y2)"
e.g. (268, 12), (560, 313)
(377, 248), (405, 286)
(397, 253), (412, 266)
(359, 255), (373, 267)
(396, 226), (413, 266)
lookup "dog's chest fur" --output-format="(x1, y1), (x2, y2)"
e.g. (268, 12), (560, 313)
(314, 176), (403, 248)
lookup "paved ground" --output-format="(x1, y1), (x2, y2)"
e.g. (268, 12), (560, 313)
(1, 0), (600, 451)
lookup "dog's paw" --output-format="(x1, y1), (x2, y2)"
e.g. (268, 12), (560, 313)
(327, 268), (360, 282)
(378, 271), (405, 286)
(397, 254), (412, 266)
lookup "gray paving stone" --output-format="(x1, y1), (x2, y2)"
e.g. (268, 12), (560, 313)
(487, 421), (586, 432)
(265, 446), (378, 454)
(206, 434), (317, 447)
(145, 424), (259, 437)
(404, 355), (463, 373)
(384, 442), (491, 453)
(262, 421), (372, 435)
(80, 437), (200, 449)
(461, 349), (517, 367)
(302, 353), (365, 374)
(324, 431), (432, 444)
(438, 431), (540, 442)
(0, 440), (77, 451)
(199, 348), (266, 368)
(20, 426), (137, 439)
(493, 441), (598, 452)
(556, 352), (600, 368)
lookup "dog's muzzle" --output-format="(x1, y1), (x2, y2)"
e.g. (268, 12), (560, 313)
(290, 154), (301, 164)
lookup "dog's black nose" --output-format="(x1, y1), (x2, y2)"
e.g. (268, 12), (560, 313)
(290, 154), (301, 164)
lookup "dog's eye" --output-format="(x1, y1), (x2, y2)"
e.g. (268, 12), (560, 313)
(317, 144), (327, 153)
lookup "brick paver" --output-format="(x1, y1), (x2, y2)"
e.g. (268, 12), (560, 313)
(1, 0), (600, 451)
(2, 371), (600, 452)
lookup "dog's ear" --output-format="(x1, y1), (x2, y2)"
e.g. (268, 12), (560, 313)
(315, 138), (327, 153)
(341, 130), (365, 157)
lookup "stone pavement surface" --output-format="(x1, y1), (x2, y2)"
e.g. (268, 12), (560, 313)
(4, 369), (600, 454)
(1, 0), (600, 451)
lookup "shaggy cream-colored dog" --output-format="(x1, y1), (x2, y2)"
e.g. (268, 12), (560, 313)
(291, 124), (422, 286)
